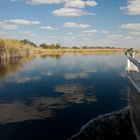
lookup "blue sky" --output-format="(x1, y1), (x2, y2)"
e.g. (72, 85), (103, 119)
(0, 0), (140, 48)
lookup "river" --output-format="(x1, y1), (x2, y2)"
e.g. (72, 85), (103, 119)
(0, 53), (129, 140)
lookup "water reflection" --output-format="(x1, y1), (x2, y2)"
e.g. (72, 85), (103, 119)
(10, 75), (40, 84)
(0, 82), (96, 124)
(64, 72), (89, 80)
(0, 100), (54, 124)
(55, 83), (96, 104)
(0, 57), (34, 79)
(40, 54), (61, 59)
(0, 53), (128, 140)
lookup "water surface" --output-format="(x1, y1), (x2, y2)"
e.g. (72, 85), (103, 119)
(0, 54), (128, 140)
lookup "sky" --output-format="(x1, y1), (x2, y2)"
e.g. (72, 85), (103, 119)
(0, 0), (140, 48)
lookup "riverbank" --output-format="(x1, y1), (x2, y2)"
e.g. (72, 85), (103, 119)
(70, 107), (136, 140)
(40, 48), (123, 55)
(1, 37), (140, 60)
(0, 38), (44, 60)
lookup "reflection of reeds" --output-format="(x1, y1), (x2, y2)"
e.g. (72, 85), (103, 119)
(0, 56), (34, 79)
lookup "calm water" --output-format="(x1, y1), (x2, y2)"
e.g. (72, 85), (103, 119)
(0, 54), (128, 140)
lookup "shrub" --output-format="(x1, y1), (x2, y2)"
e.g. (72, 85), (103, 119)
(0, 39), (6, 53)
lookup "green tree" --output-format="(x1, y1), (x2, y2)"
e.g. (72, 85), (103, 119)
(20, 39), (37, 48)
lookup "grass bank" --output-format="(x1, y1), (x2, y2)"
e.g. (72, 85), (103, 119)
(0, 38), (43, 60)
(2, 37), (139, 60)
(41, 48), (123, 55)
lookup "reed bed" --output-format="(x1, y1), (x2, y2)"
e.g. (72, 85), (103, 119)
(0, 38), (41, 60)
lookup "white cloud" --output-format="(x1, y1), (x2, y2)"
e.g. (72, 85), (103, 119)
(0, 19), (40, 30)
(64, 22), (90, 28)
(49, 35), (56, 39)
(120, 23), (140, 30)
(27, 0), (63, 4)
(26, 0), (97, 17)
(120, 0), (140, 15)
(79, 33), (93, 37)
(83, 29), (97, 33)
(86, 0), (97, 7)
(52, 7), (94, 17)
(18, 30), (38, 36)
(125, 36), (134, 39)
(64, 0), (97, 8)
(107, 34), (123, 39)
(27, 0), (97, 8)
(128, 31), (140, 36)
(19, 31), (33, 34)
(100, 30), (109, 34)
(64, 0), (85, 8)
(40, 25), (56, 30)
(0, 32), (7, 37)
(67, 32), (73, 35)
(9, 0), (23, 1)
(8, 19), (41, 25)
(95, 32), (140, 48)
(0, 22), (18, 30)
(2, 24), (18, 30)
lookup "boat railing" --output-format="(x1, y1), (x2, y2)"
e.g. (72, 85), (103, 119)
(125, 48), (140, 73)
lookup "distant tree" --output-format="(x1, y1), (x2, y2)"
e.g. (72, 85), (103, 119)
(40, 43), (61, 49)
(105, 46), (111, 49)
(20, 39), (37, 47)
(56, 43), (61, 49)
(0, 39), (5, 53)
(72, 46), (79, 49)
(40, 43), (48, 48)
(82, 46), (88, 49)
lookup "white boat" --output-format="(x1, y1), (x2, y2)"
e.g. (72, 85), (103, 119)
(125, 48), (140, 140)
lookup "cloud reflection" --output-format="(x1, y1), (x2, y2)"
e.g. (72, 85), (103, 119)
(0, 87), (96, 125)
(64, 72), (89, 80)
(0, 100), (54, 124)
(55, 83), (97, 104)
(32, 97), (66, 109)
(0, 54), (125, 125)
(0, 96), (67, 124)
(14, 76), (40, 84)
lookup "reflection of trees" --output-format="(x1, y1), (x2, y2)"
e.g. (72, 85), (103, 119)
(0, 57), (34, 79)
(40, 54), (61, 60)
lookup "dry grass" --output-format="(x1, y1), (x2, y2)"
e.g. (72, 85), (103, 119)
(2, 37), (138, 60)
(0, 38), (41, 60)
(40, 48), (124, 55)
